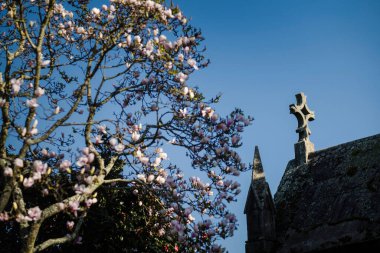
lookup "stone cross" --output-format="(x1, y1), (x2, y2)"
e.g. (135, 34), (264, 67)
(289, 92), (315, 141)
(289, 92), (315, 165)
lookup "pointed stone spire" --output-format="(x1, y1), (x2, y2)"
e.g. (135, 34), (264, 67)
(245, 146), (267, 212)
(245, 146), (276, 253)
(253, 146), (265, 181)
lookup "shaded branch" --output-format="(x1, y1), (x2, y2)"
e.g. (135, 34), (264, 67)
(34, 216), (85, 252)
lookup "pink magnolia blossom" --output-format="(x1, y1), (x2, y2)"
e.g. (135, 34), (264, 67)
(216, 180), (224, 186)
(76, 156), (88, 167)
(11, 78), (22, 95)
(32, 172), (42, 181)
(14, 158), (24, 168)
(12, 83), (20, 94)
(3, 167), (13, 177)
(231, 135), (240, 146)
(91, 7), (101, 16)
(23, 177), (35, 188)
(176, 72), (188, 84)
(41, 189), (49, 196)
(137, 174), (147, 183)
(84, 175), (96, 185)
(152, 157), (161, 167)
(135, 149), (143, 158)
(211, 113), (219, 122)
(68, 201), (80, 216)
(183, 86), (189, 95)
(26, 98), (39, 108)
(158, 152), (168, 160)
(74, 25), (85, 34)
(59, 160), (71, 171)
(27, 206), (42, 221)
(187, 58), (198, 70)
(54, 106), (60, 115)
(139, 156), (149, 165)
(131, 132), (140, 142)
(178, 53), (184, 62)
(74, 184), (90, 195)
(0, 212), (9, 221)
(35, 87), (45, 97)
(109, 138), (118, 146)
(201, 107), (214, 119)
(82, 147), (90, 156)
(97, 125), (107, 134)
(41, 59), (50, 67)
(85, 198), (97, 207)
(188, 214), (195, 222)
(87, 153), (95, 163)
(159, 34), (167, 43)
(179, 108), (187, 118)
(94, 135), (103, 144)
(147, 174), (155, 183)
(114, 143), (125, 153)
(32, 119), (38, 128)
(41, 149), (49, 156)
(29, 128), (38, 135)
(134, 35), (142, 44)
(67, 221), (75, 230)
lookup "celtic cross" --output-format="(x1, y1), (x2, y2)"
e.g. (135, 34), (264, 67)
(289, 92), (315, 142)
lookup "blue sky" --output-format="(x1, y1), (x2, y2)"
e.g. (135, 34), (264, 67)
(175, 0), (380, 252)
(1, 1), (378, 252)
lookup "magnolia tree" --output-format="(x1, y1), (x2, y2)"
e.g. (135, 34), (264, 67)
(0, 0), (252, 252)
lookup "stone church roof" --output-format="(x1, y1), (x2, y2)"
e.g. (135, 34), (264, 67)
(245, 92), (380, 253)
(274, 133), (380, 252)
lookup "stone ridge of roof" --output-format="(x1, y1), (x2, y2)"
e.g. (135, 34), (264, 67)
(309, 133), (380, 158)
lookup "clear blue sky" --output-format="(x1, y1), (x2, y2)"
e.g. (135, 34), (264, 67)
(174, 0), (380, 252)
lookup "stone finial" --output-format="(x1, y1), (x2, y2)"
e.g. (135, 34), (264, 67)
(289, 92), (315, 165)
(253, 146), (264, 180)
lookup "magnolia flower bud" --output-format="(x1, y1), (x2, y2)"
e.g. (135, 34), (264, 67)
(35, 87), (45, 97)
(91, 7), (100, 16)
(14, 158), (24, 168)
(109, 138), (118, 146)
(187, 58), (198, 70)
(131, 132), (140, 142)
(26, 98), (39, 108)
(3, 167), (13, 177)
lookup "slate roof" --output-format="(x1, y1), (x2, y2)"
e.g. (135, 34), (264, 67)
(274, 134), (380, 252)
